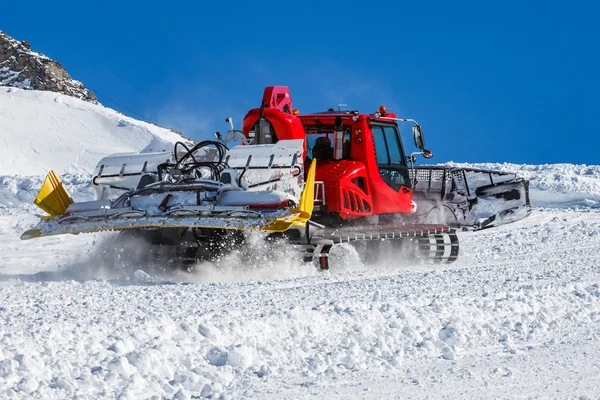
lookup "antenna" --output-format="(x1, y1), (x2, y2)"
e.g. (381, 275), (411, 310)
(338, 104), (347, 111)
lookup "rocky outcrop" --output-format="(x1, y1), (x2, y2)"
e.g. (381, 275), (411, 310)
(0, 30), (97, 102)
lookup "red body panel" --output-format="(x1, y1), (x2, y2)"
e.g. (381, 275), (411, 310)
(241, 87), (416, 219)
(314, 160), (372, 219)
(242, 108), (306, 143)
(261, 86), (293, 111)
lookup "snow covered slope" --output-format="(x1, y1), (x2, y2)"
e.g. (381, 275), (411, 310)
(0, 87), (186, 176)
(1, 162), (599, 399)
(0, 88), (599, 398)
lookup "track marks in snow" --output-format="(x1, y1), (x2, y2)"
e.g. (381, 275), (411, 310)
(1, 268), (599, 399)
(1, 210), (600, 398)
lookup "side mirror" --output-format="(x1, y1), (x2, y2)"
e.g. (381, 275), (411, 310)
(421, 149), (433, 159)
(412, 125), (425, 150)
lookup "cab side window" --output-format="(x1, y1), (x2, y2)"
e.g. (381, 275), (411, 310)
(372, 124), (410, 190)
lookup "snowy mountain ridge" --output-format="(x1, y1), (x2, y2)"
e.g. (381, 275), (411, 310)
(0, 30), (96, 102)
(0, 87), (189, 176)
(1, 30), (192, 178)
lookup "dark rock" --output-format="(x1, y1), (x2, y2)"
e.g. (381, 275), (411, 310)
(0, 30), (97, 103)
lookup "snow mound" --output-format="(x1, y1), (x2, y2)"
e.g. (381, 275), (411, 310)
(0, 174), (93, 207)
(0, 87), (188, 176)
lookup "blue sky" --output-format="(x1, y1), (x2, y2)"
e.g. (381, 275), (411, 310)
(2, 1), (599, 165)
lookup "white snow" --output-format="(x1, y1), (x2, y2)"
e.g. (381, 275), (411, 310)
(0, 87), (187, 176)
(1, 91), (600, 398)
(2, 204), (600, 399)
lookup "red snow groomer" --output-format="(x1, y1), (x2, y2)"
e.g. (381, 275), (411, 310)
(23, 86), (530, 269)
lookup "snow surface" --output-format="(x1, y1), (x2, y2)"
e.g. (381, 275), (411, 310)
(0, 87), (187, 176)
(1, 92), (600, 398)
(2, 178), (600, 399)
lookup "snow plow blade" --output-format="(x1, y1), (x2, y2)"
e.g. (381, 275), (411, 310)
(20, 208), (305, 240)
(34, 170), (73, 217)
(410, 166), (531, 229)
(22, 143), (315, 240)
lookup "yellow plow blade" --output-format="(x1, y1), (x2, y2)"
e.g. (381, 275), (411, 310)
(34, 170), (72, 217)
(263, 159), (316, 232)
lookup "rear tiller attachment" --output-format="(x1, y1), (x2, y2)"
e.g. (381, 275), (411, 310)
(409, 166), (531, 229)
